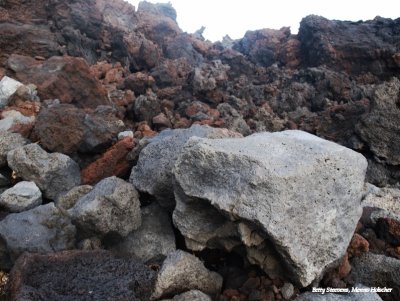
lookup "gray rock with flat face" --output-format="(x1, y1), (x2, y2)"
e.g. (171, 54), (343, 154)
(0, 76), (23, 108)
(294, 285), (383, 301)
(68, 177), (141, 238)
(174, 130), (367, 287)
(0, 203), (76, 263)
(0, 181), (42, 212)
(151, 250), (223, 300)
(130, 124), (241, 207)
(0, 131), (28, 167)
(7, 143), (81, 200)
(347, 253), (400, 301)
(113, 202), (175, 262)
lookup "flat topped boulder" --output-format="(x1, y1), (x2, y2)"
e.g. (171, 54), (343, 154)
(173, 130), (368, 287)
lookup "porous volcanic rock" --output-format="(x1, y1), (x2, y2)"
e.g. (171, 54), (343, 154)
(7, 143), (81, 200)
(0, 181), (42, 212)
(0, 131), (28, 167)
(8, 250), (156, 301)
(173, 130), (367, 286)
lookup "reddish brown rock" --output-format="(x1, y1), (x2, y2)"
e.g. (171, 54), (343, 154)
(81, 137), (135, 185)
(348, 233), (370, 257)
(6, 55), (109, 108)
(376, 217), (400, 246)
(124, 72), (156, 95)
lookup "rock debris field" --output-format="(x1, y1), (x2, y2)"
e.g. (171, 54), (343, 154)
(0, 0), (400, 300)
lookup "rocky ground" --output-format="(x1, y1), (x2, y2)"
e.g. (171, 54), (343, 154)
(0, 0), (400, 300)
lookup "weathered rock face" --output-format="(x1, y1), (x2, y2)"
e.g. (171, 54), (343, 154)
(130, 125), (241, 207)
(8, 250), (157, 301)
(161, 290), (212, 301)
(0, 131), (28, 167)
(6, 54), (109, 108)
(151, 250), (223, 300)
(298, 15), (400, 77)
(7, 143), (81, 200)
(113, 202), (176, 262)
(0, 203), (76, 266)
(0, 181), (42, 212)
(174, 130), (367, 286)
(68, 176), (141, 238)
(32, 104), (125, 155)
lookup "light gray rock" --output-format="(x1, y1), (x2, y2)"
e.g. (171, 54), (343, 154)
(113, 202), (175, 262)
(0, 181), (42, 212)
(118, 130), (134, 140)
(130, 124), (241, 207)
(151, 250), (223, 300)
(281, 282), (295, 300)
(0, 203), (76, 264)
(294, 285), (383, 301)
(347, 253), (400, 301)
(160, 290), (212, 301)
(174, 130), (367, 287)
(0, 110), (35, 132)
(55, 185), (92, 210)
(7, 143), (81, 200)
(68, 177), (141, 238)
(0, 76), (23, 108)
(0, 131), (28, 167)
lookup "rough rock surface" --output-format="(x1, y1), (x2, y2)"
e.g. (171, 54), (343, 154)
(8, 250), (156, 301)
(130, 125), (241, 207)
(0, 203), (76, 265)
(32, 104), (125, 155)
(174, 130), (367, 286)
(55, 185), (93, 210)
(161, 290), (212, 301)
(0, 131), (28, 167)
(68, 176), (141, 238)
(347, 253), (400, 301)
(7, 143), (81, 200)
(0, 181), (42, 212)
(113, 202), (175, 262)
(151, 250), (223, 300)
(0, 76), (23, 108)
(6, 54), (109, 108)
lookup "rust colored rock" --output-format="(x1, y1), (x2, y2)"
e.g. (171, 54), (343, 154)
(376, 217), (400, 246)
(8, 250), (156, 301)
(348, 233), (370, 257)
(6, 54), (109, 109)
(337, 253), (352, 279)
(81, 137), (135, 185)
(124, 72), (156, 96)
(153, 112), (172, 128)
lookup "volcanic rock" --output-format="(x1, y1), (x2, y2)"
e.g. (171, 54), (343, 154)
(0, 110), (35, 133)
(161, 290), (212, 301)
(151, 250), (223, 300)
(173, 130), (367, 286)
(55, 185), (93, 210)
(6, 54), (109, 108)
(113, 202), (176, 262)
(7, 143), (81, 200)
(68, 176), (141, 238)
(0, 76), (23, 108)
(130, 125), (242, 207)
(0, 203), (76, 266)
(8, 250), (156, 301)
(0, 131), (28, 167)
(0, 181), (42, 212)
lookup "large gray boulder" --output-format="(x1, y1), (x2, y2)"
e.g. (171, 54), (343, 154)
(173, 130), (367, 287)
(347, 253), (400, 301)
(0, 203), (76, 266)
(7, 144), (81, 200)
(68, 177), (141, 238)
(0, 181), (42, 212)
(0, 131), (28, 167)
(151, 250), (223, 300)
(113, 202), (176, 262)
(130, 125), (241, 207)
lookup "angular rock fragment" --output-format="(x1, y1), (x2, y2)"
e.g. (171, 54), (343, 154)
(0, 203), (76, 266)
(151, 250), (223, 300)
(7, 143), (81, 200)
(68, 176), (141, 238)
(0, 181), (42, 212)
(113, 202), (176, 262)
(130, 125), (241, 207)
(0, 131), (28, 167)
(174, 130), (367, 286)
(0, 76), (23, 108)
(55, 185), (93, 210)
(8, 250), (156, 301)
